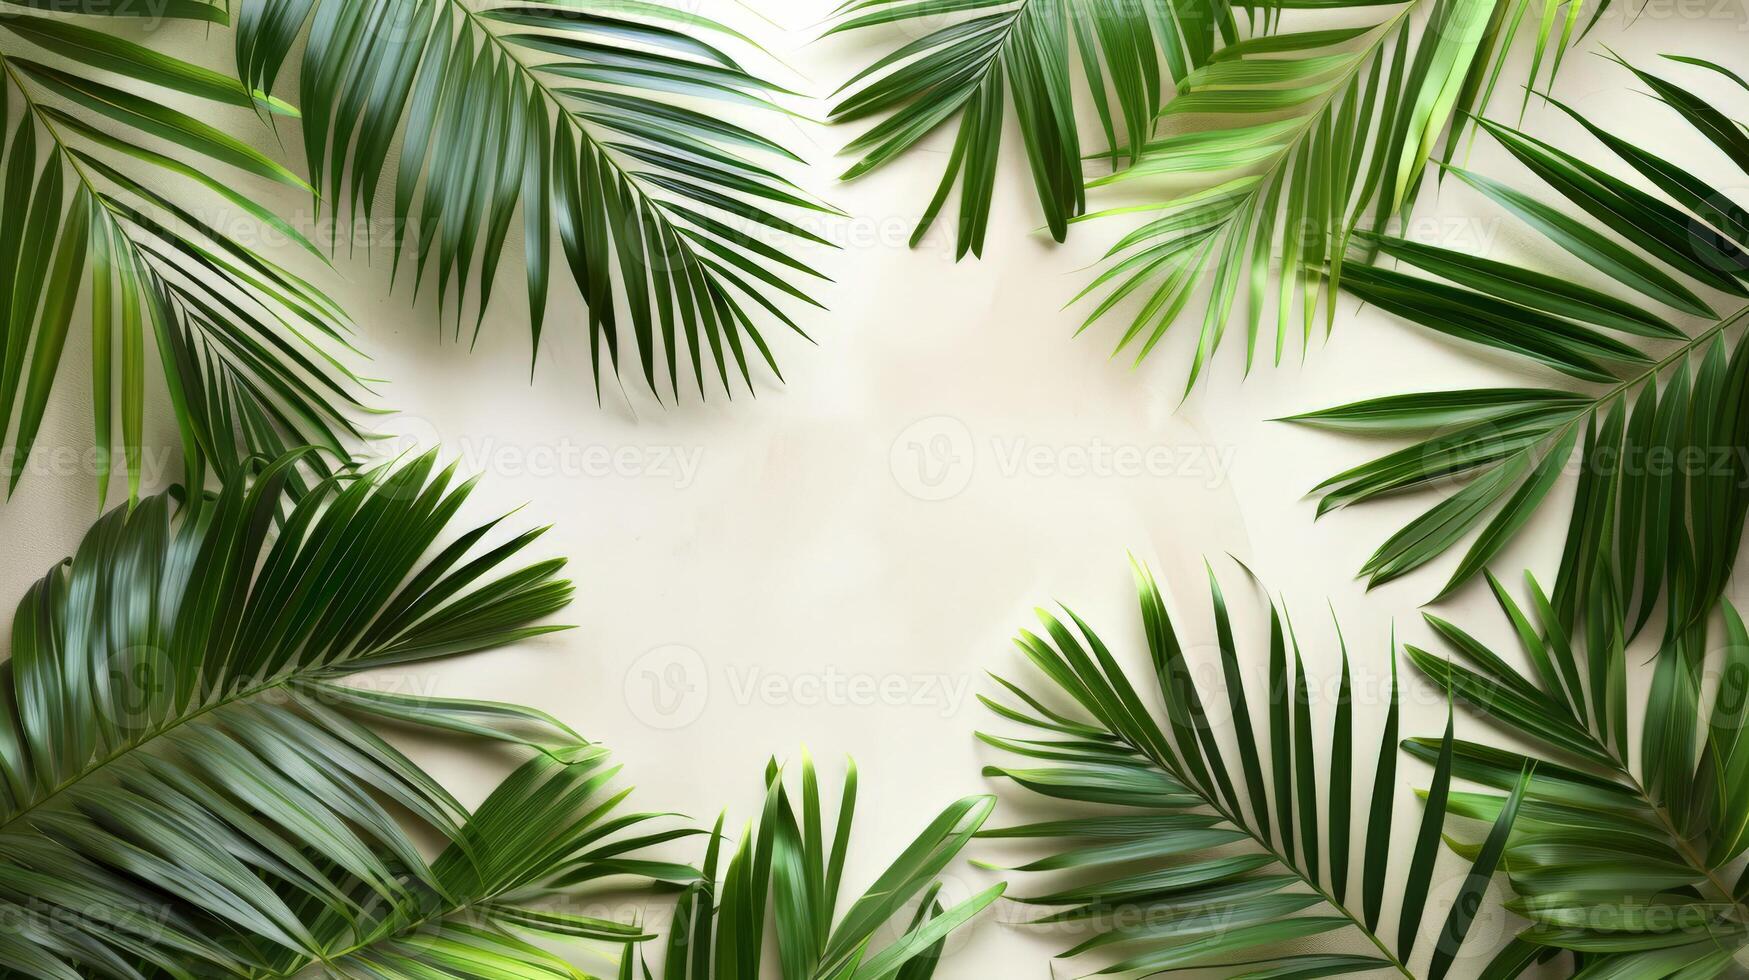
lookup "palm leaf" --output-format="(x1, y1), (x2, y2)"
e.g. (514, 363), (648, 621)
(268, 749), (697, 979)
(825, 0), (1236, 257)
(0, 7), (368, 505)
(235, 0), (839, 403)
(647, 752), (1004, 980)
(1408, 563), (1749, 978)
(832, 0), (1595, 389)
(1288, 53), (1749, 622)
(1070, 0), (1555, 394)
(0, 449), (689, 976)
(976, 559), (1526, 977)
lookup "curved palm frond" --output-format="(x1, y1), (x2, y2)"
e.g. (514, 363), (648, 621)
(235, 0), (839, 403)
(257, 749), (698, 979)
(977, 560), (1527, 979)
(828, 0), (1596, 388)
(825, 0), (1237, 258)
(0, 449), (674, 976)
(1408, 562), (1749, 978)
(1288, 53), (1749, 623)
(648, 752), (1005, 980)
(1071, 0), (1546, 393)
(0, 7), (369, 506)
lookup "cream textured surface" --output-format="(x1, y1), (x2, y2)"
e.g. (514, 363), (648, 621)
(2, 3), (1746, 976)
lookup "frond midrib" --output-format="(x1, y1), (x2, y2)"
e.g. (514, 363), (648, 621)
(1, 55), (108, 214)
(275, 898), (485, 976)
(450, 0), (787, 327)
(0, 46), (329, 461)
(1105, 726), (1416, 978)
(1424, 300), (1749, 578)
(1493, 675), (1749, 926)
(0, 663), (370, 838)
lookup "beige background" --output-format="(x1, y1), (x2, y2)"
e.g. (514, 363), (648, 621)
(3, 1), (1748, 975)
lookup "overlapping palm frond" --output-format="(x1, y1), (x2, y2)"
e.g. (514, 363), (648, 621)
(825, 0), (1237, 258)
(257, 749), (698, 979)
(977, 560), (1527, 979)
(648, 753), (1005, 980)
(0, 448), (698, 976)
(1289, 53), (1749, 622)
(1408, 563), (1749, 978)
(235, 0), (838, 403)
(0, 6), (367, 505)
(1072, 0), (1562, 393)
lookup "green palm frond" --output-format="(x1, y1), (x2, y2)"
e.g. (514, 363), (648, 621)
(1288, 53), (1749, 622)
(0, 448), (685, 976)
(648, 752), (1005, 980)
(1408, 563), (1749, 978)
(825, 0), (1237, 258)
(1072, 0), (1541, 393)
(977, 559), (1527, 979)
(234, 0), (839, 403)
(828, 0), (1596, 388)
(265, 749), (697, 979)
(0, 6), (368, 505)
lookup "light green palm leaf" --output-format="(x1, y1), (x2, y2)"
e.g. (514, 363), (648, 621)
(1071, 0), (1533, 393)
(826, 0), (1238, 257)
(0, 7), (368, 506)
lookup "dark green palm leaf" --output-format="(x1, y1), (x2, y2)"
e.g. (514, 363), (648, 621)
(976, 559), (1526, 977)
(235, 0), (839, 403)
(647, 752), (1004, 980)
(826, 0), (1236, 258)
(0, 7), (367, 505)
(0, 449), (694, 976)
(1409, 561), (1749, 978)
(1288, 53), (1749, 621)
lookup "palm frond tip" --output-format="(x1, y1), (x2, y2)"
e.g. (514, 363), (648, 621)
(648, 752), (1004, 980)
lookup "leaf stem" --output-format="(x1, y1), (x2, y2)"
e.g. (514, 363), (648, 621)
(1398, 300), (1749, 586)
(282, 900), (483, 976)
(1125, 736), (1418, 977)
(449, 0), (759, 306)
(0, 671), (325, 835)
(1, 53), (114, 214)
(1597, 740), (1749, 924)
(1206, 791), (1418, 978)
(1616, 302), (1749, 397)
